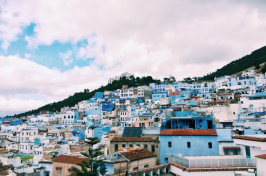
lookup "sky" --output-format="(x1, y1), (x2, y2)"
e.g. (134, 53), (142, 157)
(0, 0), (266, 116)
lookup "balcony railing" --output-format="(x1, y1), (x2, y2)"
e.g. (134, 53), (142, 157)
(171, 155), (256, 168)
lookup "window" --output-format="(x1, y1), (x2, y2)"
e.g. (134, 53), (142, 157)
(129, 144), (133, 148)
(152, 145), (155, 153)
(122, 144), (126, 148)
(144, 144), (148, 149)
(144, 164), (149, 168)
(208, 142), (212, 149)
(168, 142), (172, 148)
(115, 144), (118, 151)
(133, 167), (139, 171)
(57, 169), (61, 176)
(187, 142), (191, 148)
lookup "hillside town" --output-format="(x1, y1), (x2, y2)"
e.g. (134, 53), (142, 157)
(1, 70), (266, 176)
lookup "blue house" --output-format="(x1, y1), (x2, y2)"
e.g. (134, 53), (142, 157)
(161, 111), (215, 130)
(160, 129), (219, 164)
(72, 128), (85, 142)
(10, 119), (23, 126)
(94, 92), (104, 99)
(102, 102), (115, 112)
(93, 126), (111, 140)
(152, 92), (168, 102)
(85, 106), (101, 117)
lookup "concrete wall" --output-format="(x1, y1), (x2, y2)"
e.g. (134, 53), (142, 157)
(257, 158), (266, 176)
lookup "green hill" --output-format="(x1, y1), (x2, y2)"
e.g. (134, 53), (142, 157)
(199, 45), (266, 81)
(14, 76), (160, 117)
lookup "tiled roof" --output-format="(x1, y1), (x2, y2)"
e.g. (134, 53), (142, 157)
(52, 155), (89, 164)
(160, 129), (217, 136)
(0, 149), (9, 154)
(256, 154), (266, 160)
(233, 135), (266, 142)
(120, 148), (156, 161)
(111, 137), (159, 142)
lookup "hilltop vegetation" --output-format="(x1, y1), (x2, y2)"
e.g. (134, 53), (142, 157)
(14, 76), (160, 117)
(198, 45), (266, 81)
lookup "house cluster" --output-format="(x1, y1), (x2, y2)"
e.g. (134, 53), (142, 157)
(1, 69), (266, 176)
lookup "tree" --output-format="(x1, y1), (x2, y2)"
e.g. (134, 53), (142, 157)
(72, 126), (107, 176)
(261, 63), (266, 73)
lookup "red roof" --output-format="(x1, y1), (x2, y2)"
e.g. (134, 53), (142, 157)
(256, 154), (266, 160)
(52, 155), (89, 164)
(120, 148), (156, 161)
(111, 137), (159, 142)
(169, 91), (179, 96)
(233, 135), (266, 142)
(160, 129), (217, 136)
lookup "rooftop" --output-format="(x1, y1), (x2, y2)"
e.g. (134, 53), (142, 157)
(52, 155), (89, 164)
(233, 135), (266, 142)
(160, 129), (217, 136)
(170, 154), (256, 172)
(255, 154), (266, 160)
(119, 148), (156, 161)
(111, 137), (159, 142)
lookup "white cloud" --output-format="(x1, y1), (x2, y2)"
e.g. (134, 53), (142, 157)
(59, 50), (73, 66)
(77, 34), (105, 60)
(1, 0), (266, 113)
(24, 53), (31, 59)
(0, 55), (113, 112)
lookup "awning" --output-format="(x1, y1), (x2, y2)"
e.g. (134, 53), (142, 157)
(223, 147), (241, 150)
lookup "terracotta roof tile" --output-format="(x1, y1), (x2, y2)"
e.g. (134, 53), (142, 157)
(52, 155), (89, 164)
(233, 135), (266, 142)
(120, 148), (156, 161)
(256, 154), (266, 160)
(111, 137), (159, 142)
(160, 129), (217, 136)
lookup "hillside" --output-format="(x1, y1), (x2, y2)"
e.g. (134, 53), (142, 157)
(14, 76), (160, 117)
(14, 45), (266, 117)
(199, 45), (266, 81)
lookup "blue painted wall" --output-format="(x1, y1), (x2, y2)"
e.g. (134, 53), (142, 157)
(152, 92), (168, 102)
(93, 126), (111, 140)
(94, 92), (104, 99)
(102, 102), (115, 112)
(160, 135), (219, 164)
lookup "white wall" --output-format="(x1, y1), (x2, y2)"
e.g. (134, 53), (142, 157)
(257, 158), (266, 176)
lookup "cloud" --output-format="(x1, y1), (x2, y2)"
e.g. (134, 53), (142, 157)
(0, 55), (114, 112)
(59, 50), (73, 66)
(1, 0), (266, 113)
(76, 34), (105, 60)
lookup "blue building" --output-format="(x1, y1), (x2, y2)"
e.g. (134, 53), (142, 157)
(72, 128), (85, 142)
(152, 92), (168, 102)
(10, 119), (23, 126)
(160, 129), (219, 164)
(85, 106), (101, 117)
(102, 102), (115, 112)
(93, 126), (111, 140)
(161, 111), (215, 130)
(94, 92), (104, 99)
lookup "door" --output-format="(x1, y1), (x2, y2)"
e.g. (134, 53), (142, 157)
(245, 146), (251, 158)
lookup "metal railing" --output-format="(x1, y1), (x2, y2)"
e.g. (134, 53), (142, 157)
(171, 155), (256, 168)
